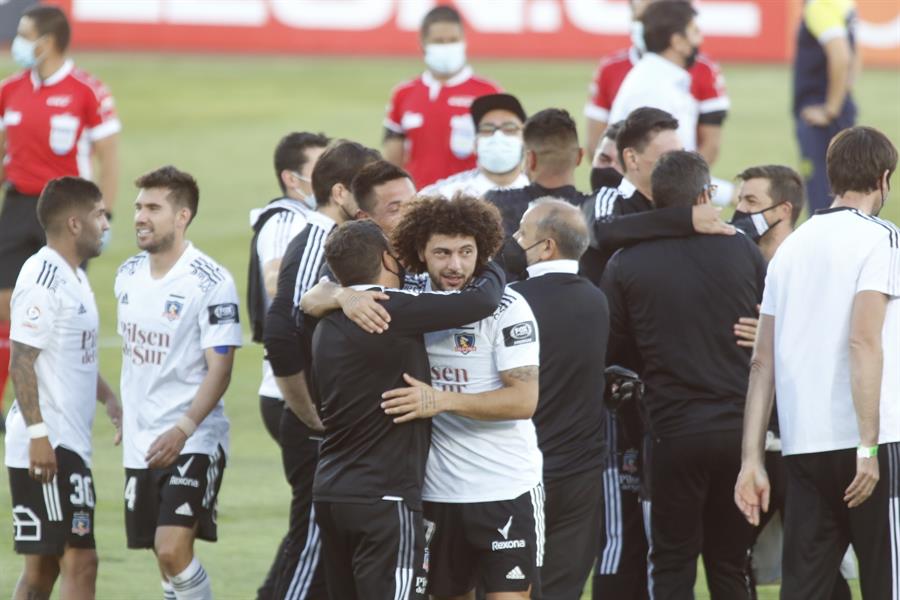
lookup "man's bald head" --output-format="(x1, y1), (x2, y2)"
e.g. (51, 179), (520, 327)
(519, 198), (589, 262)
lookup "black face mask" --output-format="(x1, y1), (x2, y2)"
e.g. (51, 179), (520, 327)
(730, 202), (786, 242)
(590, 166), (623, 193)
(383, 253), (406, 287)
(685, 45), (700, 69)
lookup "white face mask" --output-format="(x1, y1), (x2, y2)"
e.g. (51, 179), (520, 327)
(11, 35), (39, 69)
(290, 172), (316, 209)
(477, 131), (524, 175)
(630, 21), (646, 54)
(424, 42), (467, 76)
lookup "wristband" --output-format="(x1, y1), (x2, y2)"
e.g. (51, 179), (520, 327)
(27, 423), (49, 439)
(175, 416), (197, 438)
(857, 445), (878, 458)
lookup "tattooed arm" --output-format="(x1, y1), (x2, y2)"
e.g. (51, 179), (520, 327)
(10, 341), (56, 483)
(381, 366), (539, 423)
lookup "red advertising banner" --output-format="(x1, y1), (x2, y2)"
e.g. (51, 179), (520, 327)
(46, 0), (900, 66)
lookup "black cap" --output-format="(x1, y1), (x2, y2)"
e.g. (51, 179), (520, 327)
(470, 93), (527, 127)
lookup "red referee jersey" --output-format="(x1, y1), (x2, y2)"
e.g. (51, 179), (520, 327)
(384, 66), (500, 189)
(584, 46), (729, 124)
(1, 60), (120, 196)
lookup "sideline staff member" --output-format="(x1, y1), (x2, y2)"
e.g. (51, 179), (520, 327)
(0, 5), (120, 407)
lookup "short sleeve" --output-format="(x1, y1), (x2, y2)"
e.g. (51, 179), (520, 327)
(759, 258), (779, 316)
(0, 79), (7, 131)
(584, 64), (613, 122)
(691, 60), (730, 116)
(84, 78), (121, 141)
(493, 294), (540, 373)
(804, 0), (850, 44)
(257, 212), (303, 266)
(198, 276), (243, 350)
(10, 283), (58, 350)
(384, 86), (404, 134)
(857, 238), (900, 298)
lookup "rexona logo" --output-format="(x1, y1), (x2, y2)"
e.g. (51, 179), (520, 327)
(492, 539), (526, 551)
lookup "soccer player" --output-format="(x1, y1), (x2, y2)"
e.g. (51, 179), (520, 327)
(602, 151), (764, 598)
(590, 120), (625, 193)
(263, 140), (379, 600)
(382, 5), (501, 188)
(512, 199), (609, 599)
(421, 93), (529, 198)
(5, 176), (119, 600)
(248, 131), (329, 600)
(0, 4), (121, 412)
(310, 220), (506, 600)
(116, 166), (241, 600)
(584, 0), (728, 165)
(380, 195), (544, 600)
(793, 0), (859, 213)
(735, 126), (899, 599)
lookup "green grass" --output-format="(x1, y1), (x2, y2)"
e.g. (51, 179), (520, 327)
(2, 53), (897, 598)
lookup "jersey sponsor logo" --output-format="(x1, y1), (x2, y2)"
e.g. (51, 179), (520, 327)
(498, 516), (513, 539)
(208, 303), (239, 325)
(81, 330), (98, 364)
(49, 113), (80, 155)
(120, 321), (172, 366)
(506, 566), (526, 580)
(415, 576), (427, 595)
(492, 539), (526, 551)
(503, 321), (536, 347)
(71, 510), (91, 536)
(46, 95), (72, 107)
(169, 476), (200, 488)
(447, 95), (476, 108)
(453, 332), (477, 354)
(163, 296), (184, 321)
(12, 506), (41, 542)
(431, 365), (470, 392)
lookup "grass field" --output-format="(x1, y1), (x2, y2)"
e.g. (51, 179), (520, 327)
(1, 52), (898, 599)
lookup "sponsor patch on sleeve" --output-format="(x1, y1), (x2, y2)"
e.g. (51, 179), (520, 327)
(208, 303), (239, 325)
(502, 321), (536, 347)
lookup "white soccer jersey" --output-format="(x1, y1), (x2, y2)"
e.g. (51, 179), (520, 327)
(761, 208), (900, 455)
(609, 52), (699, 151)
(115, 243), (242, 469)
(251, 199), (311, 398)
(419, 168), (529, 199)
(421, 285), (543, 503)
(4, 247), (99, 468)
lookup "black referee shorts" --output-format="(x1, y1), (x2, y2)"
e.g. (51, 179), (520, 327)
(0, 186), (45, 289)
(315, 499), (426, 600)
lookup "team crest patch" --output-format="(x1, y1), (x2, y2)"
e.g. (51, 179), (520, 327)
(454, 333), (477, 354)
(163, 299), (184, 321)
(71, 511), (91, 536)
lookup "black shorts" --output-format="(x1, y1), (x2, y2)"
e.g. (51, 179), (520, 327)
(315, 499), (427, 600)
(424, 485), (545, 597)
(124, 446), (226, 549)
(8, 446), (96, 555)
(0, 186), (44, 289)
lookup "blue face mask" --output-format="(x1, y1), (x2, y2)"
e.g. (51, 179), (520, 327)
(11, 35), (39, 69)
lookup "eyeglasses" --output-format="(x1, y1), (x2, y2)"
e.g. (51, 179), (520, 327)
(703, 183), (718, 197)
(477, 123), (522, 136)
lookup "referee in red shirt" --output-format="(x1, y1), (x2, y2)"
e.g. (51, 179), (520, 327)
(0, 5), (120, 410)
(382, 5), (501, 188)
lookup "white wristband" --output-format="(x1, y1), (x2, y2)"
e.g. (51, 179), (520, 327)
(27, 423), (49, 439)
(175, 416), (197, 438)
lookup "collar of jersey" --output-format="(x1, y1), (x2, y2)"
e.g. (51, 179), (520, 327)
(422, 65), (474, 98)
(526, 259), (579, 279)
(307, 210), (337, 231)
(640, 52), (690, 85)
(618, 177), (637, 199)
(628, 45), (642, 65)
(31, 59), (74, 90)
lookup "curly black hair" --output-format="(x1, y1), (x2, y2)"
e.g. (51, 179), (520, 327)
(391, 193), (504, 274)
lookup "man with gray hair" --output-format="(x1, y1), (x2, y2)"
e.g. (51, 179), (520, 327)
(512, 199), (610, 599)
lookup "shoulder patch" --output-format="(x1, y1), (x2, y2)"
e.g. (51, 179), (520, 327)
(208, 303), (239, 325)
(502, 321), (536, 347)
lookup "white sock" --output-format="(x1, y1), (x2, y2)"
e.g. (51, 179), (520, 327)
(162, 580), (176, 600)
(170, 557), (212, 600)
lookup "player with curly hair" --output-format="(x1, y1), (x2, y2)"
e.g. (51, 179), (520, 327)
(380, 193), (546, 599)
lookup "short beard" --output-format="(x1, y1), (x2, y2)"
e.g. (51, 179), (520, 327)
(75, 232), (102, 261)
(140, 230), (175, 255)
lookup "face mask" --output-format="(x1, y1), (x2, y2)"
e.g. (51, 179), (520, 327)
(685, 45), (700, 69)
(424, 42), (467, 76)
(730, 202), (786, 242)
(630, 21), (646, 54)
(591, 166), (623, 192)
(383, 253), (407, 286)
(476, 131), (523, 175)
(290, 172), (316, 209)
(11, 35), (38, 69)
